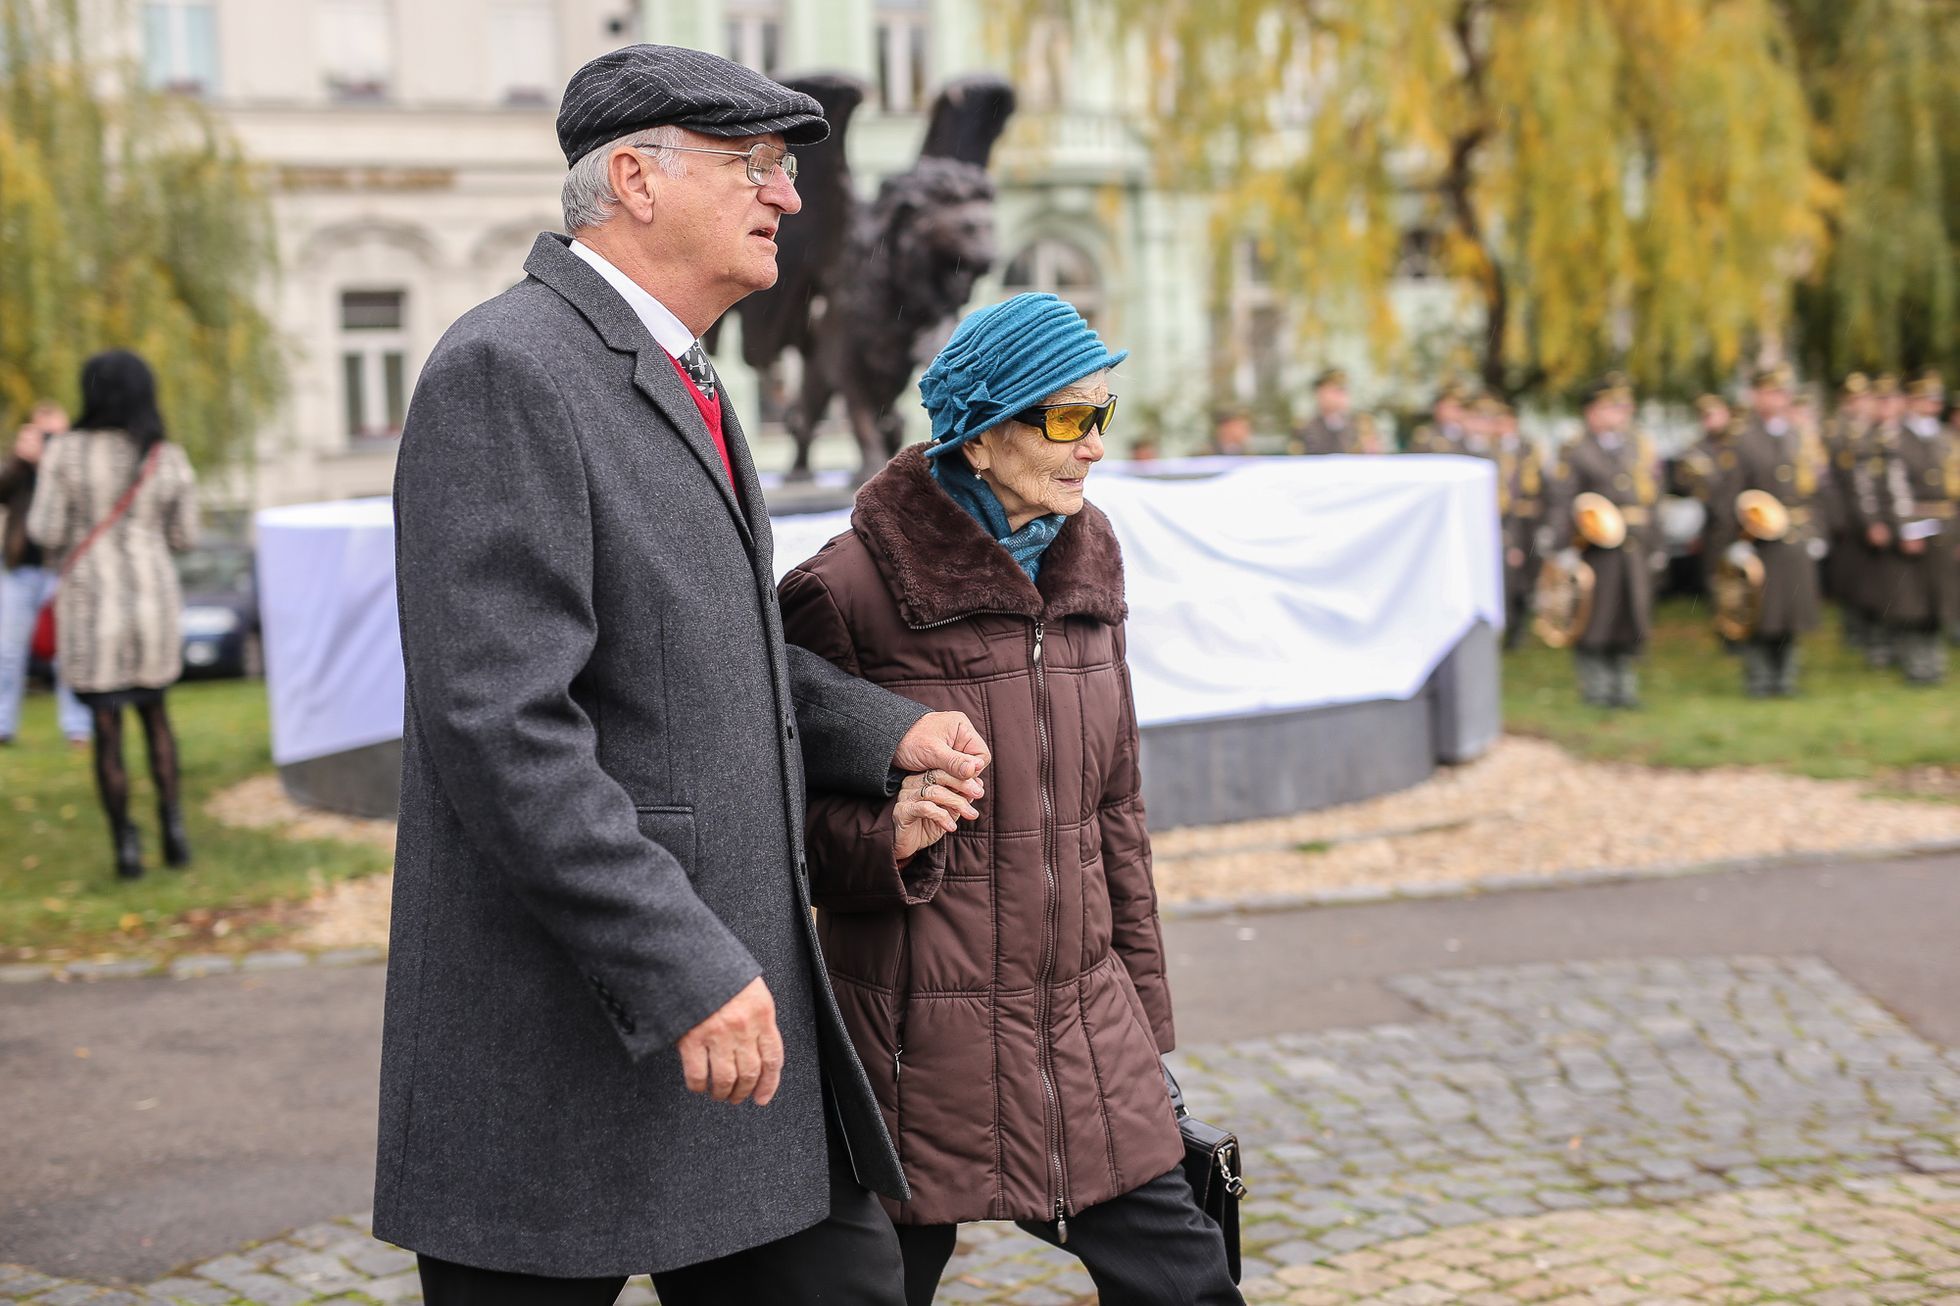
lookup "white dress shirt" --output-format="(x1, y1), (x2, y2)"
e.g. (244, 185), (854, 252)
(569, 239), (699, 362)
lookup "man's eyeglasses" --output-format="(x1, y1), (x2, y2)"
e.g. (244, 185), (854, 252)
(631, 141), (798, 186)
(1009, 396), (1119, 443)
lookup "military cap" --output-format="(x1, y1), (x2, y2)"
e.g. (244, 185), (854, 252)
(557, 44), (829, 167)
(1314, 367), (1348, 389)
(1582, 375), (1631, 406)
(1841, 372), (1870, 396)
(1908, 369), (1945, 399)
(1750, 363), (1793, 391)
(1873, 373), (1900, 397)
(1694, 393), (1729, 417)
(1435, 380), (1467, 405)
(1471, 394), (1506, 416)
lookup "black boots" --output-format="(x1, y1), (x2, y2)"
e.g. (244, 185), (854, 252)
(114, 822), (143, 879)
(160, 802), (192, 868)
(110, 808), (190, 879)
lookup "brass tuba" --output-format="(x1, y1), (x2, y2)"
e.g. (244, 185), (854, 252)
(1712, 490), (1786, 641)
(1572, 492), (1628, 549)
(1532, 551), (1596, 649)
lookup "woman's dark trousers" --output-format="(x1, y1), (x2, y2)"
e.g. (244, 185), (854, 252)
(894, 1166), (1244, 1306)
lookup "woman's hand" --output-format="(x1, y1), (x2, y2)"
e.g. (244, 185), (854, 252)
(894, 769), (985, 865)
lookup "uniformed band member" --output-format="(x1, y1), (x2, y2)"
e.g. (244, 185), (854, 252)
(1823, 374), (1875, 649)
(1407, 383), (1470, 454)
(1676, 394), (1736, 601)
(1547, 377), (1661, 707)
(1709, 364), (1826, 697)
(1844, 376), (1905, 667)
(1494, 400), (1546, 649)
(1291, 368), (1364, 455)
(1856, 371), (1959, 683)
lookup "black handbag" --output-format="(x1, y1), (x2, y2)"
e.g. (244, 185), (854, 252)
(1164, 1065), (1246, 1282)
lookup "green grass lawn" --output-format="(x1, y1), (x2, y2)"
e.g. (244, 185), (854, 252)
(1503, 597), (1960, 778)
(0, 678), (389, 962)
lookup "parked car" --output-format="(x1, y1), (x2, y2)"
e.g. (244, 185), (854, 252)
(176, 543), (262, 678)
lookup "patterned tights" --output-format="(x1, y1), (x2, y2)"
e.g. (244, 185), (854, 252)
(90, 698), (180, 831)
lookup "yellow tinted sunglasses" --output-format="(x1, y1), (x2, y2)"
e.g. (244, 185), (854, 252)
(1009, 395), (1119, 443)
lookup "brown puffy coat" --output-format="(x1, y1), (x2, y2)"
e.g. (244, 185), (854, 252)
(779, 445), (1182, 1229)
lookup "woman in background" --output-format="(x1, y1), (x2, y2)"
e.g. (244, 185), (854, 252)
(29, 350), (200, 878)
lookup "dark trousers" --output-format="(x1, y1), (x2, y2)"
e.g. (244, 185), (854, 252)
(893, 1166), (1244, 1306)
(417, 1114), (906, 1306)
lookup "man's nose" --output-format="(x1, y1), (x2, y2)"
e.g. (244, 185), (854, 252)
(762, 170), (801, 215)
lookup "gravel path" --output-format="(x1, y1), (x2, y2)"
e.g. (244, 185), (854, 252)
(204, 737), (1960, 952)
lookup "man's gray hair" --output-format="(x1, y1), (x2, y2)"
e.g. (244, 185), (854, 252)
(561, 124), (688, 233)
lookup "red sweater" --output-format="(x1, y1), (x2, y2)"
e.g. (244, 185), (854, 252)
(667, 352), (735, 490)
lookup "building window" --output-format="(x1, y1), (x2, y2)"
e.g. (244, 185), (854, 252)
(727, 2), (783, 79)
(1225, 238), (1285, 405)
(340, 290), (409, 443)
(143, 0), (218, 97)
(1001, 238), (1105, 335)
(320, 0), (393, 102)
(490, 0), (557, 106)
(875, 1), (930, 113)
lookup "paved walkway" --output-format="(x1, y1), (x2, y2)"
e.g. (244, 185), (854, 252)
(8, 856), (1960, 1303)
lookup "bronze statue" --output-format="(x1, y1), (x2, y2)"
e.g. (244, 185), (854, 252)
(712, 74), (1016, 480)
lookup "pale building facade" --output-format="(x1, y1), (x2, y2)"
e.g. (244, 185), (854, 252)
(132, 0), (1412, 509)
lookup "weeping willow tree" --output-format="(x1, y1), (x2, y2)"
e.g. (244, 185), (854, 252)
(1008, 0), (1824, 400)
(1783, 0), (1960, 379)
(0, 0), (282, 473)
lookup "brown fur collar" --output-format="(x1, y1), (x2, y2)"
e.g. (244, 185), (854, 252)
(851, 445), (1128, 630)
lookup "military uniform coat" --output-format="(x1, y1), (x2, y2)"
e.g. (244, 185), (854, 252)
(1407, 421), (1471, 455)
(1547, 431), (1660, 652)
(1291, 414), (1360, 456)
(1710, 416), (1824, 640)
(375, 233), (929, 1278)
(1861, 418), (1960, 628)
(1497, 437), (1546, 610)
(24, 431), (199, 694)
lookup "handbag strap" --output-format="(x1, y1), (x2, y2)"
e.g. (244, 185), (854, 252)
(57, 442), (163, 580)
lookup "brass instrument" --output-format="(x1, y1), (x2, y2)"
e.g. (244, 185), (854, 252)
(1572, 492), (1628, 549)
(1712, 490), (1786, 641)
(1736, 488), (1790, 542)
(1711, 547), (1766, 643)
(1532, 551), (1597, 649)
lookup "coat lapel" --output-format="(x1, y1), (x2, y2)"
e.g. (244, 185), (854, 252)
(523, 233), (754, 552)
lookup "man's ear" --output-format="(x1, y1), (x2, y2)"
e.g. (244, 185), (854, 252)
(608, 147), (660, 224)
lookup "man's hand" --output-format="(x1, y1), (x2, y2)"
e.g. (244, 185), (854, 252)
(1903, 536), (1927, 556)
(894, 769), (984, 864)
(1869, 523), (1893, 549)
(13, 425), (45, 465)
(1506, 547), (1525, 569)
(676, 977), (784, 1107)
(894, 710), (991, 782)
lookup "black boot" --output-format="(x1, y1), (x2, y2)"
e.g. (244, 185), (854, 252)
(114, 822), (143, 880)
(160, 803), (192, 868)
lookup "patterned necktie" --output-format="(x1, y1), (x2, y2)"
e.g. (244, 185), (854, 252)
(679, 341), (718, 394)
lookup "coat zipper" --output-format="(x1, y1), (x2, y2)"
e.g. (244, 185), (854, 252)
(1031, 619), (1070, 1241)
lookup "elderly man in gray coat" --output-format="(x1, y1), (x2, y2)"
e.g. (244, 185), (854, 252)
(375, 45), (990, 1305)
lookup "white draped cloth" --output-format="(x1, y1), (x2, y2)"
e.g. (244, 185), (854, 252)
(258, 456), (1501, 765)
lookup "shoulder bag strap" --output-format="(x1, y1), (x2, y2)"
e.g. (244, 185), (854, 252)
(57, 442), (164, 580)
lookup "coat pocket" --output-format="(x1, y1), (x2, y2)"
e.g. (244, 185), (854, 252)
(634, 805), (697, 877)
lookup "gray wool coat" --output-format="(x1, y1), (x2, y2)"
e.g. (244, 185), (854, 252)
(374, 232), (928, 1277)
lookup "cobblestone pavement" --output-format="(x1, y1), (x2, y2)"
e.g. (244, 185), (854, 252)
(9, 955), (1960, 1304)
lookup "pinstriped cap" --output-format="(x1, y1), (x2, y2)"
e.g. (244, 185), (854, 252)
(556, 45), (829, 167)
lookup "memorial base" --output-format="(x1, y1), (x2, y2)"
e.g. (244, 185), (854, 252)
(280, 624), (1501, 829)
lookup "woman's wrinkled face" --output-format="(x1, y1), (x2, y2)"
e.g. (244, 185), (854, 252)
(963, 371), (1111, 529)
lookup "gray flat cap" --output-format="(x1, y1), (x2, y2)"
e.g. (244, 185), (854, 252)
(556, 44), (829, 166)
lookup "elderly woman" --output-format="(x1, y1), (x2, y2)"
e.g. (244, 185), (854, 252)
(780, 294), (1241, 1306)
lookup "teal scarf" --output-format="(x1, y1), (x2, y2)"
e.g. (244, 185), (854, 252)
(930, 455), (1066, 582)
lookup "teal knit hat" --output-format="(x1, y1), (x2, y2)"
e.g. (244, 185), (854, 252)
(919, 293), (1128, 456)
